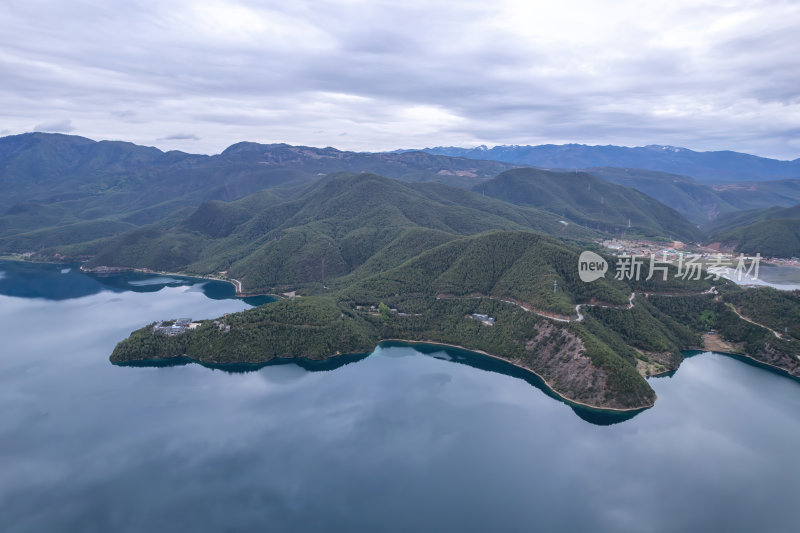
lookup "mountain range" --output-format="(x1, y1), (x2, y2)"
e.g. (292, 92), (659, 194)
(414, 143), (800, 184)
(4, 132), (800, 259)
(2, 131), (799, 412)
(0, 132), (515, 222)
(82, 172), (598, 290)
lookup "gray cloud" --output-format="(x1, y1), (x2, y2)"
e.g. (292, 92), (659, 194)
(1, 1), (799, 159)
(111, 110), (138, 119)
(33, 119), (75, 133)
(160, 133), (200, 141)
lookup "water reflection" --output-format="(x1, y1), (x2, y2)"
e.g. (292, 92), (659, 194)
(382, 342), (644, 425)
(0, 260), (276, 306)
(3, 259), (789, 428)
(116, 352), (371, 374)
(2, 262), (800, 533)
(683, 349), (800, 383)
(117, 341), (643, 426)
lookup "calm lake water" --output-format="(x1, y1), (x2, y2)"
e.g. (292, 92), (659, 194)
(717, 263), (800, 291)
(2, 260), (800, 533)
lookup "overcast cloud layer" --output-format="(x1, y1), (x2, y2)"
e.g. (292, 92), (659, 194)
(2, 0), (799, 159)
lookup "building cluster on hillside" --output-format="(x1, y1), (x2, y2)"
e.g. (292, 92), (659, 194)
(470, 313), (495, 326)
(213, 319), (231, 333)
(602, 238), (688, 259)
(764, 256), (800, 267)
(603, 238), (757, 263)
(602, 238), (797, 265)
(153, 318), (198, 336)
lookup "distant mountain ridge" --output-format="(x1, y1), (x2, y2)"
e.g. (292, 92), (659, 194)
(81, 172), (597, 291)
(410, 144), (800, 184)
(0, 132), (517, 212)
(583, 167), (738, 223)
(0, 132), (517, 245)
(5, 132), (800, 263)
(473, 168), (704, 242)
(706, 203), (800, 257)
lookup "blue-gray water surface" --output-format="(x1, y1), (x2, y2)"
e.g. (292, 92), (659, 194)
(1, 260), (800, 533)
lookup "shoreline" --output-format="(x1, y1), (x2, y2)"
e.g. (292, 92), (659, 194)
(77, 264), (283, 299)
(709, 266), (800, 292)
(689, 346), (800, 380)
(113, 336), (798, 411)
(701, 333), (799, 377)
(122, 337), (655, 414)
(0, 257), (281, 299)
(379, 338), (655, 413)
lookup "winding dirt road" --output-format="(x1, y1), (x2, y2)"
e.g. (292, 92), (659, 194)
(439, 292), (636, 323)
(727, 303), (788, 340)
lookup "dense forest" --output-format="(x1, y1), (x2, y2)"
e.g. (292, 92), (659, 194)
(475, 168), (705, 242)
(705, 204), (800, 257)
(110, 230), (800, 410)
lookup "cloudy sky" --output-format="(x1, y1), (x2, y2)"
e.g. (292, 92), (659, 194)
(2, 0), (799, 158)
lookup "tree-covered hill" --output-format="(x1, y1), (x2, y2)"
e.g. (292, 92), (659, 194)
(473, 168), (705, 242)
(344, 231), (632, 315)
(80, 173), (597, 292)
(585, 167), (739, 224)
(711, 179), (800, 211)
(706, 204), (800, 257)
(110, 229), (800, 410)
(0, 133), (516, 213)
(0, 133), (517, 248)
(111, 231), (663, 410)
(583, 168), (800, 225)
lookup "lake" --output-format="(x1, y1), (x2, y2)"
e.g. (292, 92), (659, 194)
(2, 260), (800, 533)
(714, 263), (800, 291)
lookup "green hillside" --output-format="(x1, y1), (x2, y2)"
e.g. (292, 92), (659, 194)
(344, 231), (632, 315)
(82, 173), (597, 292)
(473, 168), (705, 242)
(111, 229), (800, 410)
(0, 133), (517, 253)
(706, 204), (800, 257)
(586, 167), (738, 223)
(724, 288), (800, 340)
(0, 219), (138, 252)
(648, 289), (800, 374)
(703, 206), (782, 235)
(111, 232), (662, 410)
(712, 180), (800, 211)
(5, 132), (800, 262)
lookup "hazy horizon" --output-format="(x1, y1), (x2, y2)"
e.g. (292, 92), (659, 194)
(5, 131), (800, 162)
